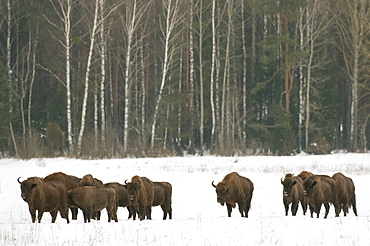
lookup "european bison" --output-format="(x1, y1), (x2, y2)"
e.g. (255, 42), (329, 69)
(44, 172), (81, 220)
(67, 186), (118, 223)
(104, 182), (131, 218)
(125, 176), (154, 221)
(152, 182), (172, 220)
(297, 171), (314, 181)
(212, 172), (254, 218)
(303, 175), (339, 218)
(18, 177), (70, 223)
(80, 174), (104, 188)
(332, 172), (358, 216)
(281, 174), (307, 216)
(80, 174), (104, 219)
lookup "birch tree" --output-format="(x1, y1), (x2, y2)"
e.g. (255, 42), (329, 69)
(44, 0), (75, 154)
(76, 0), (100, 155)
(122, 0), (150, 153)
(330, 0), (370, 152)
(150, 0), (184, 148)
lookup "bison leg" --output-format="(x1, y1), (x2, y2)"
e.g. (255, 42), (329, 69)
(291, 201), (299, 216)
(146, 206), (152, 220)
(226, 203), (232, 217)
(71, 207), (78, 220)
(50, 210), (58, 223)
(284, 202), (289, 216)
(323, 203), (330, 219)
(238, 203), (246, 217)
(28, 207), (37, 223)
(300, 200), (307, 215)
(352, 195), (358, 216)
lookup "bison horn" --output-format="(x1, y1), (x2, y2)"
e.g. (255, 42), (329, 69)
(212, 181), (216, 188)
(124, 179), (128, 185)
(17, 177), (22, 184)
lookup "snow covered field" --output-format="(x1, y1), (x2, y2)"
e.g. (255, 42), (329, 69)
(0, 153), (369, 245)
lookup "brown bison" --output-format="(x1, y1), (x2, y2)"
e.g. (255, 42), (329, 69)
(125, 176), (154, 221)
(281, 174), (307, 216)
(80, 174), (104, 219)
(104, 182), (131, 218)
(44, 172), (81, 220)
(297, 171), (314, 181)
(67, 186), (118, 223)
(18, 177), (70, 223)
(212, 172), (254, 218)
(152, 182), (172, 220)
(303, 175), (339, 218)
(332, 172), (358, 216)
(80, 174), (104, 188)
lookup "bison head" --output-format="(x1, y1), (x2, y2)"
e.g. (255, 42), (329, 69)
(212, 181), (230, 206)
(80, 174), (94, 186)
(281, 177), (297, 198)
(18, 177), (37, 202)
(125, 181), (141, 203)
(303, 176), (317, 197)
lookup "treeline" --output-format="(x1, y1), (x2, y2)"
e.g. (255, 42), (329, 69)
(0, 0), (369, 158)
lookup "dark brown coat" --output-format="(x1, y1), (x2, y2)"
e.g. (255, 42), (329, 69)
(67, 186), (117, 223)
(44, 172), (81, 220)
(297, 171), (314, 181)
(104, 182), (131, 218)
(80, 174), (104, 188)
(303, 175), (339, 218)
(212, 172), (254, 218)
(18, 177), (70, 223)
(125, 176), (154, 221)
(152, 182), (172, 220)
(332, 172), (358, 216)
(281, 174), (307, 216)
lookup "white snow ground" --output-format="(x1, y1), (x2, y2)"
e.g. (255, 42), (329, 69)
(0, 153), (369, 245)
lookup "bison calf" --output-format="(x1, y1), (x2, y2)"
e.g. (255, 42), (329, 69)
(212, 172), (254, 218)
(281, 174), (307, 216)
(67, 186), (118, 223)
(18, 177), (70, 223)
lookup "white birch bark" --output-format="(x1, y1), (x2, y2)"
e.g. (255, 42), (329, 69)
(210, 0), (216, 147)
(150, 0), (183, 148)
(99, 0), (106, 147)
(77, 0), (99, 155)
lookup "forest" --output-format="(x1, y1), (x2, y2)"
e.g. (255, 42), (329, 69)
(0, 0), (369, 158)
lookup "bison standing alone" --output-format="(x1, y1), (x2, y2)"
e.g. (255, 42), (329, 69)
(125, 176), (154, 221)
(212, 172), (254, 218)
(67, 186), (118, 223)
(18, 177), (70, 223)
(44, 172), (80, 220)
(332, 172), (358, 216)
(281, 174), (307, 216)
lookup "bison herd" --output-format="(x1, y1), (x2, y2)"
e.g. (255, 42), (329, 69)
(211, 171), (357, 219)
(18, 172), (172, 223)
(18, 170), (357, 223)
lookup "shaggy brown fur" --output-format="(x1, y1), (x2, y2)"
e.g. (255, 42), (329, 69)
(67, 186), (117, 223)
(44, 172), (80, 220)
(303, 175), (339, 218)
(125, 176), (154, 221)
(18, 177), (70, 223)
(152, 182), (172, 220)
(332, 172), (358, 216)
(212, 172), (254, 218)
(281, 174), (307, 216)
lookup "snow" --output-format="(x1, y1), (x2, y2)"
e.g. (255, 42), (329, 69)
(1, 153), (370, 245)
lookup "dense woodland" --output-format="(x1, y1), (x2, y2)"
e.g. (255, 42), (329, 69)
(0, 0), (369, 158)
